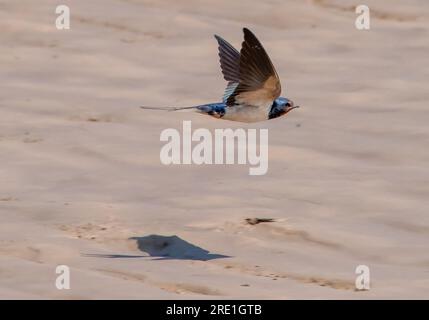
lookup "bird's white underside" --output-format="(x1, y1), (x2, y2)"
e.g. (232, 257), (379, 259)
(222, 103), (272, 122)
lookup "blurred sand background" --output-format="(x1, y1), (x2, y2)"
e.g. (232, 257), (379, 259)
(1, 0), (429, 299)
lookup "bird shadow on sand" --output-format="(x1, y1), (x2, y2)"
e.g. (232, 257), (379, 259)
(83, 234), (230, 261)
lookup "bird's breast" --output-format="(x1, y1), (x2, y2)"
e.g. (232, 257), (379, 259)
(222, 104), (271, 123)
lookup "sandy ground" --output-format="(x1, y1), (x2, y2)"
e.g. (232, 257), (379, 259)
(1, 0), (429, 299)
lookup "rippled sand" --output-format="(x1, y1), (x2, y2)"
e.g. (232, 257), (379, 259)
(1, 0), (428, 299)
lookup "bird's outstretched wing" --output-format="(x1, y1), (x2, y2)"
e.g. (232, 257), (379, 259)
(226, 28), (281, 108)
(214, 34), (240, 102)
(214, 34), (240, 83)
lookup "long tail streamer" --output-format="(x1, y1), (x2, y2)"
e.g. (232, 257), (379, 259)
(140, 105), (198, 112)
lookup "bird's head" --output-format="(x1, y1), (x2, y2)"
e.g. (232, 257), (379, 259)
(276, 97), (300, 114)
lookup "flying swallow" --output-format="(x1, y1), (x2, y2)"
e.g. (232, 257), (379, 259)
(141, 28), (299, 122)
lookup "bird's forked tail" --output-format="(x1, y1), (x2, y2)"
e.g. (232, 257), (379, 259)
(140, 105), (200, 112)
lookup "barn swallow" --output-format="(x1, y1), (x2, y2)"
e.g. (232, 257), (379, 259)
(141, 28), (299, 122)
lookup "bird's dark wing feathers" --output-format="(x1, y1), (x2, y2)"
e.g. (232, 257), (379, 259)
(227, 28), (281, 107)
(214, 34), (240, 83)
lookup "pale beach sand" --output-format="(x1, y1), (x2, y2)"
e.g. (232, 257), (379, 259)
(1, 0), (429, 299)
